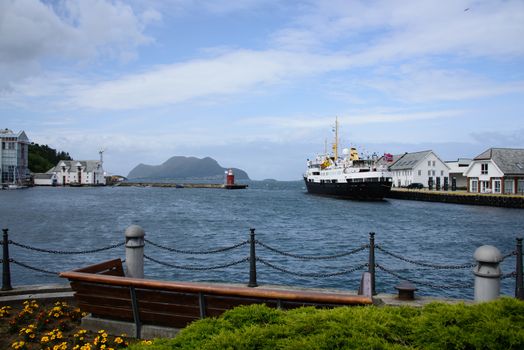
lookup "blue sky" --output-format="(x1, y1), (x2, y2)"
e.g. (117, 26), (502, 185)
(1, 0), (523, 180)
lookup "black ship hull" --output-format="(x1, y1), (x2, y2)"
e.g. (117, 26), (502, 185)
(304, 178), (392, 200)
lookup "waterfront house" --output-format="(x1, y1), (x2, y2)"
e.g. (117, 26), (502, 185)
(0, 129), (30, 185)
(389, 150), (450, 188)
(445, 158), (472, 190)
(33, 173), (57, 186)
(464, 148), (524, 194)
(48, 157), (106, 186)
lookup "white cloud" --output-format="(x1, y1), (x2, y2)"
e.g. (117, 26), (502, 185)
(363, 66), (524, 103)
(274, 0), (524, 60)
(68, 49), (350, 110)
(0, 0), (158, 88)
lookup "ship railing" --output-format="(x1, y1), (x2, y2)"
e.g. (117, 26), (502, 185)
(1, 227), (522, 301)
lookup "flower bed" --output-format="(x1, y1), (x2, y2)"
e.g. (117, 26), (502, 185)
(0, 300), (150, 350)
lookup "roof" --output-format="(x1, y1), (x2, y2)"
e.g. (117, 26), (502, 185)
(389, 150), (433, 170)
(47, 160), (103, 173)
(375, 154), (404, 167)
(0, 129), (29, 142)
(473, 148), (524, 175)
(33, 173), (55, 179)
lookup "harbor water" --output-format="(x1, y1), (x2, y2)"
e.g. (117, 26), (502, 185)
(0, 181), (522, 299)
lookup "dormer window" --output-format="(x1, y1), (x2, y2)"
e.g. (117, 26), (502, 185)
(481, 163), (488, 175)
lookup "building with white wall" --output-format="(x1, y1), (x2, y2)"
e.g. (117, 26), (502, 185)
(464, 148), (524, 194)
(445, 158), (472, 190)
(0, 129), (30, 185)
(389, 150), (450, 189)
(48, 157), (106, 186)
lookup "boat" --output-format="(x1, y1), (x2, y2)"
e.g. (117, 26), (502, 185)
(303, 118), (393, 200)
(6, 167), (28, 190)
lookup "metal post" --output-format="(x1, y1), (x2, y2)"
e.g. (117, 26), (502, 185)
(368, 232), (376, 296)
(248, 228), (258, 287)
(125, 225), (145, 279)
(474, 245), (502, 302)
(2, 228), (12, 291)
(516, 237), (523, 300)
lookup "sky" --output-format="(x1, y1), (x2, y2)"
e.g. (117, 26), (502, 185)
(1, 0), (523, 180)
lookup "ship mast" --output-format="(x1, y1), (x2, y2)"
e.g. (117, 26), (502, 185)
(332, 117), (339, 159)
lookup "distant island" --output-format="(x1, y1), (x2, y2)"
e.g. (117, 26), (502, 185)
(127, 156), (250, 180)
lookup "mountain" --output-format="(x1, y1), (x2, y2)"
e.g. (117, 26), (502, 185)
(127, 156), (250, 180)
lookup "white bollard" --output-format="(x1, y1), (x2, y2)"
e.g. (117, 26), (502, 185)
(473, 245), (502, 302)
(125, 225), (145, 278)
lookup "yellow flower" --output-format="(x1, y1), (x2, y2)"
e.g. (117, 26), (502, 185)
(102, 332), (108, 338)
(98, 329), (106, 334)
(41, 336), (50, 343)
(114, 337), (123, 344)
(141, 340), (153, 345)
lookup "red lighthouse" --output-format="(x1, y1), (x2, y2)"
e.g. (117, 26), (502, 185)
(226, 169), (235, 185)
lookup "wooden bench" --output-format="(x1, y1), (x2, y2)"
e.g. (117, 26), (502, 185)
(60, 259), (372, 338)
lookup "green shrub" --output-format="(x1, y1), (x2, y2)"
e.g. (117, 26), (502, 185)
(129, 298), (524, 350)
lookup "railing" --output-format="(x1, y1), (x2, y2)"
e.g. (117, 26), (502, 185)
(1, 227), (523, 301)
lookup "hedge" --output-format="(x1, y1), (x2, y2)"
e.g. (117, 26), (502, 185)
(129, 298), (524, 349)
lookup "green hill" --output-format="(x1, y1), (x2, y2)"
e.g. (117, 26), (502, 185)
(28, 143), (72, 173)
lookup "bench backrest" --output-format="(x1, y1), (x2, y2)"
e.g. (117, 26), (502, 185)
(61, 259), (373, 332)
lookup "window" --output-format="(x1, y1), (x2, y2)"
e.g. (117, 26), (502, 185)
(428, 161), (431, 166)
(493, 179), (501, 193)
(518, 180), (524, 194)
(481, 163), (488, 174)
(504, 179), (514, 194)
(432, 170), (435, 176)
(428, 170), (431, 176)
(418, 170), (421, 176)
(432, 161), (435, 166)
(440, 170), (444, 176)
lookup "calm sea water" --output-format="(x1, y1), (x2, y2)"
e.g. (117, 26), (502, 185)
(0, 181), (522, 300)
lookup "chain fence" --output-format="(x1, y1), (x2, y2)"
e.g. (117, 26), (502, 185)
(375, 264), (474, 289)
(144, 238), (248, 254)
(256, 241), (368, 260)
(144, 254), (248, 271)
(9, 240), (125, 255)
(256, 257), (368, 278)
(375, 245), (477, 269)
(1, 228), (522, 300)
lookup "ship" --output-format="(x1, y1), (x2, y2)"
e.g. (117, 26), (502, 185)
(303, 118), (393, 200)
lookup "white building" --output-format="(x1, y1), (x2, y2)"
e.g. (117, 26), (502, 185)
(0, 129), (30, 185)
(389, 150), (450, 189)
(464, 148), (524, 194)
(48, 157), (106, 186)
(445, 158), (472, 190)
(33, 173), (57, 186)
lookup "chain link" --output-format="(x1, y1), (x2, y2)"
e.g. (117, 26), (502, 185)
(144, 254), (248, 271)
(10, 259), (58, 275)
(375, 264), (473, 289)
(501, 251), (516, 261)
(256, 257), (368, 278)
(501, 271), (516, 280)
(145, 238), (249, 255)
(376, 245), (476, 269)
(9, 240), (125, 255)
(256, 241), (368, 260)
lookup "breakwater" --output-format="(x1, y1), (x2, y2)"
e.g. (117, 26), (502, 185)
(387, 189), (524, 208)
(115, 182), (247, 189)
